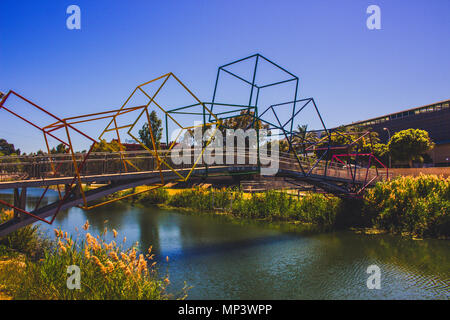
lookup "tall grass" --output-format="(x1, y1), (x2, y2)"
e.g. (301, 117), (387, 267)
(0, 209), (51, 260)
(363, 175), (449, 237)
(134, 187), (169, 205)
(167, 188), (341, 228)
(167, 187), (234, 212)
(143, 176), (448, 238)
(0, 210), (181, 300)
(6, 226), (172, 299)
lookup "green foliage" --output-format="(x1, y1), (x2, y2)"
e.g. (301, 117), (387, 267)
(0, 210), (51, 260)
(144, 178), (448, 238)
(0, 138), (20, 156)
(316, 126), (380, 159)
(388, 129), (434, 167)
(371, 143), (389, 162)
(363, 175), (449, 237)
(135, 188), (169, 205)
(92, 139), (123, 152)
(291, 124), (319, 154)
(220, 110), (268, 131)
(138, 111), (163, 150)
(1, 225), (177, 300)
(166, 188), (341, 228)
(50, 143), (67, 154)
(168, 188), (234, 212)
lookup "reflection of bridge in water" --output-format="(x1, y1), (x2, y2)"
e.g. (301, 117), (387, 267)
(0, 54), (388, 236)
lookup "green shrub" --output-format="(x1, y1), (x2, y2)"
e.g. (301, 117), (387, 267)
(2, 224), (179, 300)
(293, 193), (341, 226)
(136, 187), (169, 205)
(363, 175), (449, 237)
(0, 209), (51, 260)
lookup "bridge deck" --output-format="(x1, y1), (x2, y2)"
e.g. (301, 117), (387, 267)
(0, 164), (377, 190)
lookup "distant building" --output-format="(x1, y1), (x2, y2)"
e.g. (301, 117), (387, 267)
(342, 99), (450, 166)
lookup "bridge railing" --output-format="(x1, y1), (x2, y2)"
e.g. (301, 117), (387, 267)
(0, 148), (386, 186)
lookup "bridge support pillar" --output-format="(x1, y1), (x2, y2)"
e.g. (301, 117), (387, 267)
(64, 184), (71, 196)
(64, 184), (82, 198)
(75, 184), (82, 198)
(13, 187), (27, 220)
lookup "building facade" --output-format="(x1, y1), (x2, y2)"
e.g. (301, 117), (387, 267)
(343, 99), (450, 166)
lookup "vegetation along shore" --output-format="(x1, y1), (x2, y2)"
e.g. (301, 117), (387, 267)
(124, 174), (449, 240)
(0, 174), (448, 300)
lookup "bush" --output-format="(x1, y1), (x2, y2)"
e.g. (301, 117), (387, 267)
(132, 176), (449, 238)
(136, 187), (169, 205)
(1, 223), (179, 300)
(167, 188), (340, 228)
(363, 175), (449, 237)
(293, 193), (341, 226)
(0, 209), (51, 260)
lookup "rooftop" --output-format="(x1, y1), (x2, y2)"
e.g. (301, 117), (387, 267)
(346, 99), (450, 128)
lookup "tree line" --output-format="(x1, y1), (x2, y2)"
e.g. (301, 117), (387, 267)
(0, 109), (435, 168)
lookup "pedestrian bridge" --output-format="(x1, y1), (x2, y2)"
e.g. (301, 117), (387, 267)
(0, 53), (388, 236)
(0, 150), (387, 237)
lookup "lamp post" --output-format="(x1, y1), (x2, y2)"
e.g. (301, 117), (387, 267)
(383, 127), (391, 168)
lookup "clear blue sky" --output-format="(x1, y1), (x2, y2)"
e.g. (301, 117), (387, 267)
(1, 0), (449, 152)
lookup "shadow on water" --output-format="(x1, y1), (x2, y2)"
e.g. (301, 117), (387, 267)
(155, 234), (294, 260)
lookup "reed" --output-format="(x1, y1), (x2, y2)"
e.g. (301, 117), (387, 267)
(363, 175), (449, 237)
(167, 188), (341, 228)
(0, 212), (181, 300)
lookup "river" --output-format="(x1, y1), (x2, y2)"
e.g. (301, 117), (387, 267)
(1, 188), (449, 299)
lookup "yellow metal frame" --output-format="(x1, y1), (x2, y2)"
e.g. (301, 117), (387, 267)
(100, 72), (222, 183)
(38, 73), (221, 211)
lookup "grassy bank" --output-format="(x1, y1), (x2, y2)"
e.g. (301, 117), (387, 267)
(0, 210), (179, 300)
(127, 175), (449, 239)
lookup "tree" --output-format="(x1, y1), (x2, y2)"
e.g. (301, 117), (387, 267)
(92, 139), (123, 152)
(219, 110), (270, 151)
(50, 143), (67, 154)
(371, 143), (389, 164)
(315, 126), (380, 160)
(138, 111), (163, 150)
(0, 139), (20, 156)
(388, 129), (434, 167)
(220, 110), (268, 131)
(291, 124), (319, 155)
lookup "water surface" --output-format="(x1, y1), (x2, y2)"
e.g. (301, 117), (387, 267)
(1, 189), (449, 299)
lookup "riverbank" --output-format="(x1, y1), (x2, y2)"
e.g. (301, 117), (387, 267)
(123, 175), (449, 239)
(0, 209), (178, 300)
(1, 179), (448, 300)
